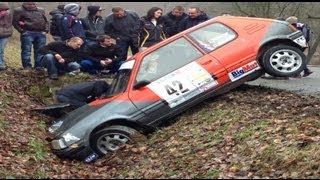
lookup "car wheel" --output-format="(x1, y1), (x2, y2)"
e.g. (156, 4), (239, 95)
(90, 125), (139, 156)
(262, 45), (306, 77)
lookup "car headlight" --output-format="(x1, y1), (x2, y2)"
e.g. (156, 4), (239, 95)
(48, 120), (63, 134)
(51, 138), (67, 150)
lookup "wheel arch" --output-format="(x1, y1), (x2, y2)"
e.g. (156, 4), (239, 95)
(257, 38), (306, 67)
(88, 119), (150, 142)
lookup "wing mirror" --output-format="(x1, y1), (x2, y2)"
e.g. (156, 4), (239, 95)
(133, 80), (151, 89)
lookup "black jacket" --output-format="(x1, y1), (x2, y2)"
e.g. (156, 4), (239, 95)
(49, 8), (64, 36)
(162, 12), (187, 37)
(81, 15), (105, 41)
(137, 16), (166, 48)
(57, 80), (109, 105)
(81, 43), (124, 63)
(104, 10), (140, 41)
(178, 12), (210, 32)
(38, 41), (82, 63)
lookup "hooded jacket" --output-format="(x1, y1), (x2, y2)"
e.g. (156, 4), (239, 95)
(80, 5), (105, 41)
(0, 2), (13, 38)
(178, 12), (210, 32)
(60, 3), (86, 41)
(56, 80), (109, 108)
(49, 5), (64, 36)
(12, 2), (49, 33)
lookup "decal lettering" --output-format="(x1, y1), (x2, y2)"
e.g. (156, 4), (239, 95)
(228, 61), (260, 82)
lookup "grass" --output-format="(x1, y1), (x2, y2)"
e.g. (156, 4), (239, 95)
(27, 137), (46, 161)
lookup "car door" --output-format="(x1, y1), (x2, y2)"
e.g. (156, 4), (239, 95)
(129, 37), (226, 126)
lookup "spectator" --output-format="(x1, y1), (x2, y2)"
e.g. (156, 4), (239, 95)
(56, 80), (110, 109)
(162, 5), (187, 37)
(49, 4), (65, 41)
(104, 7), (140, 59)
(286, 16), (313, 78)
(178, 7), (209, 32)
(12, 2), (49, 70)
(38, 37), (83, 80)
(136, 7), (166, 52)
(0, 2), (13, 71)
(81, 5), (106, 46)
(60, 3), (85, 41)
(80, 35), (124, 75)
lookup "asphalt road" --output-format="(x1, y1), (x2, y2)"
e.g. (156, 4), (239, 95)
(246, 65), (320, 99)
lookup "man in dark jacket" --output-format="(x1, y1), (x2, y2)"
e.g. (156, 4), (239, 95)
(80, 35), (124, 75)
(178, 7), (209, 33)
(104, 7), (140, 59)
(38, 37), (83, 80)
(81, 5), (106, 46)
(56, 80), (109, 108)
(12, 2), (49, 69)
(162, 6), (187, 37)
(60, 3), (85, 41)
(49, 4), (64, 41)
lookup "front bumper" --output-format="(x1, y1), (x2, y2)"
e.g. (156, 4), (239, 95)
(51, 141), (98, 162)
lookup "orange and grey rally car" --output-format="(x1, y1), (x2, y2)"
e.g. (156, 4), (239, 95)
(47, 16), (308, 162)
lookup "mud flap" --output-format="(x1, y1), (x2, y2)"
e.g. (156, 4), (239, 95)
(32, 103), (75, 118)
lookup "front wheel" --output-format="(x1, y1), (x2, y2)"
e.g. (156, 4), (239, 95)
(90, 125), (140, 156)
(262, 45), (306, 77)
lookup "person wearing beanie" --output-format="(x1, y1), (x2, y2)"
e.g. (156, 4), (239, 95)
(60, 3), (86, 41)
(0, 2), (12, 70)
(12, 2), (49, 70)
(80, 5), (106, 46)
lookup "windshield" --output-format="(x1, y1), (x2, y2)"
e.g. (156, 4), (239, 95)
(107, 60), (135, 96)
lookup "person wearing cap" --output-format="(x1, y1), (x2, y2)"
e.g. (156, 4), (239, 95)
(0, 2), (13, 71)
(80, 5), (106, 46)
(12, 2), (49, 70)
(60, 3), (85, 42)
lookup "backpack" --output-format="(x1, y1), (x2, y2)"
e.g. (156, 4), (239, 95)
(50, 12), (63, 36)
(296, 22), (313, 45)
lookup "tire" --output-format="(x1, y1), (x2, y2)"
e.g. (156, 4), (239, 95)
(262, 45), (306, 77)
(90, 125), (139, 156)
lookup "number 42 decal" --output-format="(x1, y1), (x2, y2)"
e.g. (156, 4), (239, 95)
(164, 80), (189, 96)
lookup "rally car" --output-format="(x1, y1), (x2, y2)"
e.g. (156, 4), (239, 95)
(47, 16), (307, 162)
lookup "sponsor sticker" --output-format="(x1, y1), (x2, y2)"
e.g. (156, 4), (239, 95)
(84, 153), (99, 163)
(228, 61), (260, 82)
(147, 62), (218, 108)
(62, 133), (80, 142)
(293, 35), (308, 48)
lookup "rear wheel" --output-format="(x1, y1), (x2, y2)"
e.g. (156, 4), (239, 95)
(262, 45), (306, 77)
(90, 125), (139, 156)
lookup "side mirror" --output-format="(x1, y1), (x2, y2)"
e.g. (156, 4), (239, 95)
(133, 80), (151, 89)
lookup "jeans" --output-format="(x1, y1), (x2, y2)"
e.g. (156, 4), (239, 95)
(20, 31), (46, 68)
(0, 37), (8, 68)
(116, 38), (139, 60)
(80, 59), (124, 74)
(40, 54), (81, 76)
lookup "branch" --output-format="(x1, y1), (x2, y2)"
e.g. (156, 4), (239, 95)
(307, 14), (320, 19)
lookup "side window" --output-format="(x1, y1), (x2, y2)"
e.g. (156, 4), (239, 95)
(135, 37), (203, 82)
(188, 23), (237, 52)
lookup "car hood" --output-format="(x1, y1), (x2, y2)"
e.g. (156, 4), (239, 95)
(50, 93), (143, 139)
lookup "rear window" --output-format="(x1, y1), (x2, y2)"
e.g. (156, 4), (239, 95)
(188, 23), (236, 52)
